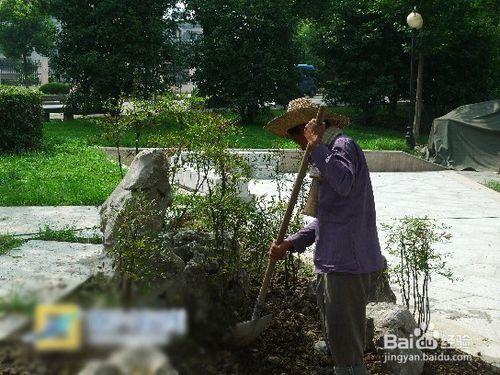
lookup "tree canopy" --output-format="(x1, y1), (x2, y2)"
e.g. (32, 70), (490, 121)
(310, 0), (499, 125)
(186, 0), (301, 123)
(49, 0), (178, 111)
(0, 0), (56, 82)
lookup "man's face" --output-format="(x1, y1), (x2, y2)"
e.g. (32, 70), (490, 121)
(288, 124), (308, 150)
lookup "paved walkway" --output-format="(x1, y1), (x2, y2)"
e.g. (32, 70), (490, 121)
(250, 170), (500, 366)
(457, 170), (500, 186)
(371, 171), (500, 366)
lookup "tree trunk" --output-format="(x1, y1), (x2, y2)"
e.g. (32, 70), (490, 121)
(413, 53), (424, 142)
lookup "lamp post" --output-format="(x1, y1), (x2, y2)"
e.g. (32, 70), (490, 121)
(405, 8), (423, 149)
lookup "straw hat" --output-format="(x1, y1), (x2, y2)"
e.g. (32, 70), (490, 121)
(264, 98), (350, 138)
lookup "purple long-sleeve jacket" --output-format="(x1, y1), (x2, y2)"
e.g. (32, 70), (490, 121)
(287, 134), (385, 274)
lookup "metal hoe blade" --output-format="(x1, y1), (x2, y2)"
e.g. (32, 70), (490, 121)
(225, 314), (273, 347)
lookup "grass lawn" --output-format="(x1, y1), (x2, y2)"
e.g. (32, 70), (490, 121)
(43, 107), (416, 152)
(1, 106), (418, 206)
(0, 139), (122, 206)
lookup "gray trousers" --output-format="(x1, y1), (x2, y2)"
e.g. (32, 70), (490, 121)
(316, 271), (377, 368)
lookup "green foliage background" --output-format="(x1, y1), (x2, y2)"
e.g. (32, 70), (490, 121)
(48, 0), (178, 111)
(310, 0), (500, 126)
(186, 0), (301, 124)
(0, 0), (56, 83)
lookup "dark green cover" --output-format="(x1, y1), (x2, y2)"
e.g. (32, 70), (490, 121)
(427, 100), (500, 171)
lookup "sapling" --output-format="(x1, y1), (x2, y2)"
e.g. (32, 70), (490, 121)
(382, 216), (453, 334)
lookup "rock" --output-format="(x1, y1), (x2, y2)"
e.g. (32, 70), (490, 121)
(163, 249), (186, 275)
(108, 347), (178, 375)
(79, 347), (178, 375)
(79, 361), (120, 375)
(366, 302), (424, 375)
(267, 355), (281, 365)
(100, 149), (172, 249)
(172, 229), (210, 247)
(170, 230), (212, 262)
(184, 251), (218, 275)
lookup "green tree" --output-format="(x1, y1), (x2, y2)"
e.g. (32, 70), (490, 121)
(0, 0), (56, 85)
(186, 0), (300, 124)
(414, 0), (500, 119)
(49, 0), (177, 112)
(311, 0), (407, 125)
(311, 0), (499, 126)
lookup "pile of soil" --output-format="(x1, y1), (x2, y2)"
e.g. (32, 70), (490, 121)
(1, 272), (499, 374)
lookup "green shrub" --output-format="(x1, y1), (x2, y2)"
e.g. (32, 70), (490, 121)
(0, 86), (43, 153)
(39, 82), (70, 95)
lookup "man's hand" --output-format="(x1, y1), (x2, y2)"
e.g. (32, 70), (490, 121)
(269, 240), (293, 261)
(304, 119), (325, 147)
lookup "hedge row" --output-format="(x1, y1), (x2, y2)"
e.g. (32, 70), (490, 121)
(0, 85), (43, 153)
(39, 82), (70, 95)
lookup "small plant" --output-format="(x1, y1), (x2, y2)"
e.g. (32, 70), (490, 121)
(108, 194), (181, 287)
(0, 234), (24, 255)
(95, 104), (130, 178)
(126, 99), (158, 154)
(36, 226), (102, 244)
(164, 110), (308, 286)
(383, 216), (453, 333)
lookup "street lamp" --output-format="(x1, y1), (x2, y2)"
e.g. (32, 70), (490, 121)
(405, 8), (423, 149)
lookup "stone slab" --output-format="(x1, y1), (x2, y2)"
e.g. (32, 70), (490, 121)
(0, 240), (104, 340)
(0, 206), (100, 237)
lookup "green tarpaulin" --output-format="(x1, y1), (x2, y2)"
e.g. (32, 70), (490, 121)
(427, 100), (500, 171)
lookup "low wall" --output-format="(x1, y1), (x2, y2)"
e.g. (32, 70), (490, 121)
(101, 147), (446, 174)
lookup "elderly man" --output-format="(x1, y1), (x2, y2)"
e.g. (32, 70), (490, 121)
(265, 98), (385, 375)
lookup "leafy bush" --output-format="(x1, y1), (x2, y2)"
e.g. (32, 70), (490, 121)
(0, 85), (43, 153)
(383, 216), (453, 333)
(39, 82), (70, 95)
(109, 194), (182, 285)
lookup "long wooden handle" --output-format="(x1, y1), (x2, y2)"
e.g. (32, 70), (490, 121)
(251, 106), (326, 320)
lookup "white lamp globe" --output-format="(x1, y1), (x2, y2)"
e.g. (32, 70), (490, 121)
(407, 11), (423, 30)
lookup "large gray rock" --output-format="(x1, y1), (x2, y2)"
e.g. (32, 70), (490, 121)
(367, 302), (424, 375)
(100, 149), (172, 249)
